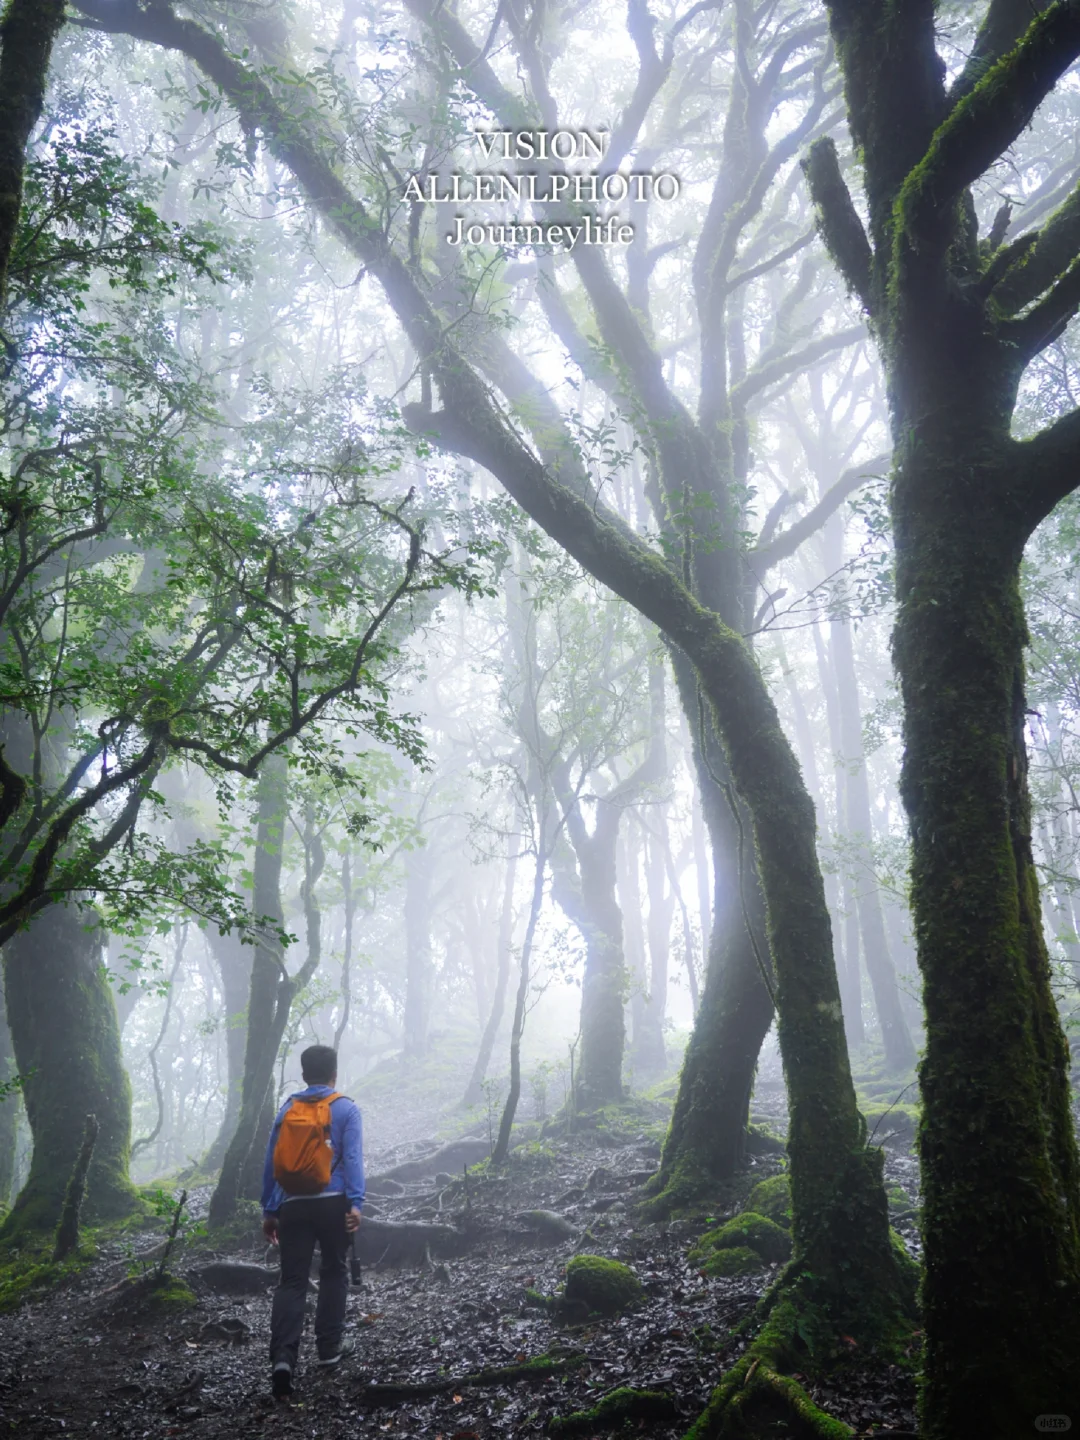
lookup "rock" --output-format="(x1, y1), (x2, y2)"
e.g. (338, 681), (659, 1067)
(562, 1255), (643, 1315)
(187, 1262), (279, 1295)
(199, 1317), (250, 1344)
(700, 1244), (765, 1277)
(689, 1211), (792, 1269)
(516, 1209), (580, 1241)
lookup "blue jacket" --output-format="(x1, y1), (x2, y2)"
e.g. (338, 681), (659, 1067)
(261, 1084), (365, 1215)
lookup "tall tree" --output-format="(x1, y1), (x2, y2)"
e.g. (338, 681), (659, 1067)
(805, 4), (1080, 1432)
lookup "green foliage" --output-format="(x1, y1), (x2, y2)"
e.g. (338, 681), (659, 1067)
(0, 121), (510, 946)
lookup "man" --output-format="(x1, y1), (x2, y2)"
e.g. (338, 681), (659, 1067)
(261, 1044), (364, 1399)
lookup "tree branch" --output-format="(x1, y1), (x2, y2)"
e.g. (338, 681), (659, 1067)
(1016, 405), (1080, 531)
(989, 182), (1080, 313)
(1001, 250), (1080, 357)
(730, 325), (866, 411)
(950, 0), (1056, 105)
(897, 3), (1080, 254)
(802, 138), (874, 312)
(751, 454), (889, 570)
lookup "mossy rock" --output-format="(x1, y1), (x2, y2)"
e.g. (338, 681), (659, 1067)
(691, 1211), (791, 1266)
(562, 1255), (643, 1316)
(700, 1244), (766, 1278)
(744, 1174), (792, 1228)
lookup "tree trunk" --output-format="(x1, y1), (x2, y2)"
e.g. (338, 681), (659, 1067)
(648, 656), (775, 1206)
(893, 466), (1080, 1435)
(812, 621), (865, 1049)
(831, 616), (916, 1072)
(550, 806), (627, 1110)
(491, 848), (544, 1166)
(0, 982), (18, 1208)
(201, 928), (253, 1171)
(1, 904), (137, 1238)
(208, 756), (290, 1227)
(640, 823), (672, 1076)
(402, 842), (434, 1059)
(463, 850), (517, 1108)
(619, 818), (651, 1077)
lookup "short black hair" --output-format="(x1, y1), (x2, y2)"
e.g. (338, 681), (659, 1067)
(300, 1044), (338, 1085)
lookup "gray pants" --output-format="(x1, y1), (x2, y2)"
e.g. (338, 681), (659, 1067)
(269, 1194), (350, 1367)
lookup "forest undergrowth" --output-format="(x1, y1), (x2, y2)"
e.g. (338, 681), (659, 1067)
(0, 1057), (921, 1439)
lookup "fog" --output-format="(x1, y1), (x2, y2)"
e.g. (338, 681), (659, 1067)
(1, 3), (1079, 1436)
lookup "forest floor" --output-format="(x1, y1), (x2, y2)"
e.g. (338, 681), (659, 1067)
(0, 1055), (921, 1439)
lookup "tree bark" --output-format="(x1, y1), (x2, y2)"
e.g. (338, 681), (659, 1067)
(463, 849), (517, 1109)
(0, 981), (18, 1208)
(830, 616), (916, 1071)
(201, 927), (252, 1172)
(208, 756), (290, 1226)
(402, 842), (434, 1060)
(0, 0), (66, 311)
(893, 447), (1080, 1434)
(1, 904), (137, 1238)
(491, 847), (545, 1166)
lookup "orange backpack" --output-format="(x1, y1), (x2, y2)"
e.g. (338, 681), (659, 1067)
(272, 1092), (343, 1196)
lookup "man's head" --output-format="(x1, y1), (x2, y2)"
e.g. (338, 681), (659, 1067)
(300, 1044), (338, 1087)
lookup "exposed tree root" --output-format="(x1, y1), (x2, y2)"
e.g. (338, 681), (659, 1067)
(686, 1309), (852, 1438)
(356, 1353), (586, 1405)
(548, 1386), (679, 1434)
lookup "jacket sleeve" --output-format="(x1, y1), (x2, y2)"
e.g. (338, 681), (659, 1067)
(261, 1103), (289, 1214)
(340, 1101), (365, 1210)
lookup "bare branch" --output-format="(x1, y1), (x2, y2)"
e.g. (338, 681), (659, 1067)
(751, 453), (889, 570)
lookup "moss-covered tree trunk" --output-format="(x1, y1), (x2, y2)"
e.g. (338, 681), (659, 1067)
(805, 7), (1080, 1425)
(893, 434), (1080, 1434)
(648, 655), (775, 1207)
(1, 904), (137, 1239)
(0, 0), (65, 311)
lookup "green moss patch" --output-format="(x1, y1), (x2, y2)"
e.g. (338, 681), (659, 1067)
(691, 1211), (792, 1266)
(699, 1244), (766, 1278)
(745, 1174), (792, 1226)
(548, 1386), (678, 1434)
(561, 1255), (643, 1316)
(0, 1236), (96, 1313)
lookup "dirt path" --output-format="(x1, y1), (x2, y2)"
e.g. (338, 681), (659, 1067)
(0, 1108), (919, 1439)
